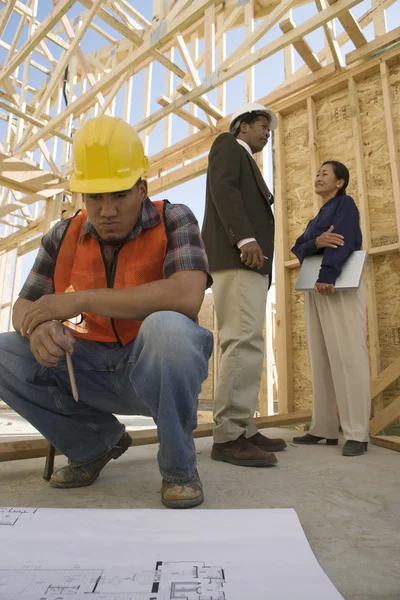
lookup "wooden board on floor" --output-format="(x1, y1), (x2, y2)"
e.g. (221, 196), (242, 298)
(370, 435), (400, 452)
(0, 410), (312, 462)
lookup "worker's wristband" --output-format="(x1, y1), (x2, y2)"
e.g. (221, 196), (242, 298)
(315, 238), (320, 249)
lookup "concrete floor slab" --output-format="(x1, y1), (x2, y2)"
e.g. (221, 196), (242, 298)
(1, 427), (399, 600)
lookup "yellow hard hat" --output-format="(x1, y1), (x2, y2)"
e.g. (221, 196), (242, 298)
(70, 116), (149, 194)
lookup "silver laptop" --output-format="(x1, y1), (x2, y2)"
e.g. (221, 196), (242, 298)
(295, 250), (367, 292)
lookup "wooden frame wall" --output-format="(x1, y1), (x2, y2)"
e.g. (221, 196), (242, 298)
(273, 48), (400, 437)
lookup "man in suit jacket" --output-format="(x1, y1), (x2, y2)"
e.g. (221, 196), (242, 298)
(202, 102), (287, 467)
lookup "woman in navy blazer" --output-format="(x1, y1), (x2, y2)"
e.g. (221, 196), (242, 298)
(291, 161), (370, 457)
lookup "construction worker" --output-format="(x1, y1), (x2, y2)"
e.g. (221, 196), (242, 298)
(0, 116), (213, 509)
(202, 102), (287, 468)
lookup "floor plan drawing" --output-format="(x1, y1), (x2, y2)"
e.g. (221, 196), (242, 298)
(0, 507), (37, 526)
(0, 561), (226, 600)
(0, 507), (345, 599)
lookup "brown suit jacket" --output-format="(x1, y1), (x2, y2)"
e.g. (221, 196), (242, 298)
(201, 132), (274, 278)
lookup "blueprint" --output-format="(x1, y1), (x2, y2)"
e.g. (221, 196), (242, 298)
(0, 507), (344, 600)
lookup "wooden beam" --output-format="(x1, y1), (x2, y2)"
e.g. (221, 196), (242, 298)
(370, 396), (400, 435)
(0, 153), (62, 195)
(326, 0), (367, 47)
(0, 101), (71, 144)
(0, 0), (17, 39)
(280, 17), (322, 72)
(0, 410), (313, 461)
(274, 115), (294, 414)
(371, 0), (387, 36)
(371, 355), (400, 399)
(26, 0), (104, 133)
(0, 0), (76, 83)
(177, 82), (223, 120)
(137, 0), (361, 134)
(370, 435), (400, 452)
(220, 0), (297, 72)
(0, 219), (44, 255)
(157, 95), (207, 130)
(12, 0), (217, 157)
(346, 25), (400, 65)
(80, 0), (144, 46)
(368, 243), (400, 256)
(148, 155), (208, 195)
(316, 0), (345, 69)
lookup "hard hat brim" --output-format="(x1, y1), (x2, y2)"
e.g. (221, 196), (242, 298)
(69, 167), (146, 194)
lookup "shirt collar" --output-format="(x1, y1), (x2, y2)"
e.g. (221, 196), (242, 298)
(80, 197), (161, 242)
(236, 138), (253, 156)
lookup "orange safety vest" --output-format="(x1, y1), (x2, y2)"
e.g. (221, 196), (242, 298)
(54, 201), (167, 345)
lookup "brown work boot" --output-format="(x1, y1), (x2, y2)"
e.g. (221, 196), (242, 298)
(211, 434), (278, 467)
(162, 470), (204, 509)
(247, 431), (287, 452)
(50, 433), (132, 489)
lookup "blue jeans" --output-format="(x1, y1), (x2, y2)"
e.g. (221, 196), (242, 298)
(0, 311), (213, 482)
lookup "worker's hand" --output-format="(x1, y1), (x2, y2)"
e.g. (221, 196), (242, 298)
(21, 293), (83, 337)
(316, 226), (344, 249)
(314, 282), (335, 296)
(240, 241), (264, 270)
(29, 321), (75, 368)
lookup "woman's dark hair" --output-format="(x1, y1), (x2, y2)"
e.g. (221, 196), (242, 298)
(321, 160), (349, 196)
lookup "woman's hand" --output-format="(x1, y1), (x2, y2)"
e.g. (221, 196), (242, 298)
(314, 282), (335, 295)
(316, 226), (344, 249)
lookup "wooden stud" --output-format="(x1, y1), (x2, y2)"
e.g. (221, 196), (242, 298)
(371, 0), (387, 36)
(163, 48), (174, 146)
(274, 114), (294, 414)
(204, 5), (215, 77)
(244, 0), (255, 103)
(348, 76), (383, 413)
(380, 60), (400, 242)
(307, 97), (321, 213)
(216, 13), (226, 114)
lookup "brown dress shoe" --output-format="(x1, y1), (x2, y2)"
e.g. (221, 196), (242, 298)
(162, 470), (204, 509)
(211, 434), (278, 467)
(247, 431), (287, 452)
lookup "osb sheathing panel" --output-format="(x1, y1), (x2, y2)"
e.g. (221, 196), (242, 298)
(284, 107), (314, 410)
(282, 63), (400, 411)
(358, 72), (397, 247)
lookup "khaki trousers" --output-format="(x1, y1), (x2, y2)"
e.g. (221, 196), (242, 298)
(305, 278), (371, 442)
(212, 269), (269, 443)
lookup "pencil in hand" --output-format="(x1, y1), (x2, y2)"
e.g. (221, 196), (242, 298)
(66, 350), (79, 402)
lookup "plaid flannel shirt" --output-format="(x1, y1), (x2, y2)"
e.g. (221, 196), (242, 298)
(19, 198), (212, 301)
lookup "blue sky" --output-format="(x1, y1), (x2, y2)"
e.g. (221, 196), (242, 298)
(0, 0), (399, 289)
